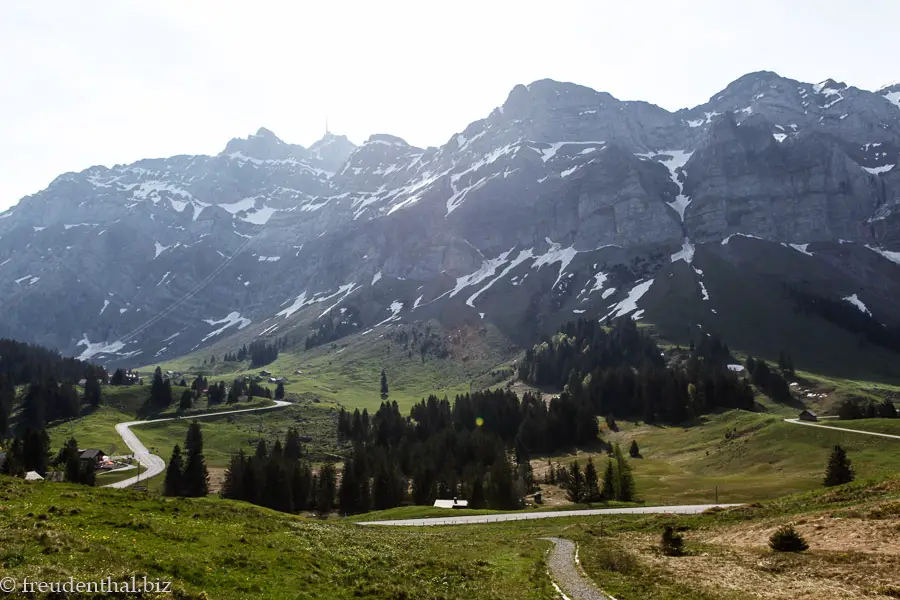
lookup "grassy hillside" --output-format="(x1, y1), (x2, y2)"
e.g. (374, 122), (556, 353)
(131, 400), (342, 468)
(0, 476), (552, 600)
(534, 410), (900, 505)
(150, 321), (518, 412)
(3, 472), (900, 599)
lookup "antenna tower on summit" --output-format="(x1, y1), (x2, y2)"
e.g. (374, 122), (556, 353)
(325, 117), (330, 135)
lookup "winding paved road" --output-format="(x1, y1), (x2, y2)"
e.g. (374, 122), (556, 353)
(103, 400), (292, 489)
(783, 418), (900, 441)
(356, 503), (742, 526)
(542, 538), (613, 600)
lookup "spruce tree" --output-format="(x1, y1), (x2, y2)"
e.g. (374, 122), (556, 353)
(583, 458), (601, 502)
(22, 428), (50, 475)
(566, 461), (584, 503)
(823, 445), (854, 487)
(150, 367), (166, 408)
(221, 451), (246, 500)
(614, 444), (636, 501)
(275, 382), (285, 400)
(164, 445), (184, 496)
(284, 428), (303, 461)
(338, 461), (360, 514)
(380, 369), (389, 400)
(291, 463), (313, 511)
(0, 375), (13, 438)
(487, 456), (519, 510)
(316, 463), (337, 514)
(629, 440), (640, 458)
(2, 437), (25, 476)
(21, 382), (47, 430)
(262, 458), (293, 513)
(80, 458), (96, 486)
(64, 438), (82, 483)
(182, 422), (209, 497)
(601, 459), (617, 501)
(179, 389), (193, 411)
(85, 372), (102, 407)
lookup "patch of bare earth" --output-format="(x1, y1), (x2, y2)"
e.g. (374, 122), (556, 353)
(208, 468), (227, 494)
(616, 510), (900, 599)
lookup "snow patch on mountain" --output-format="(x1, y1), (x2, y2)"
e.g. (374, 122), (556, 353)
(863, 164), (895, 175)
(371, 271), (382, 286)
(865, 245), (900, 265)
(638, 150), (693, 221)
(842, 293), (871, 316)
(605, 279), (654, 320)
(99, 300), (110, 316)
(154, 242), (169, 259)
(76, 334), (125, 360)
(532, 239), (578, 288)
(202, 311), (251, 341)
(721, 233), (764, 245)
(466, 248), (534, 307)
(670, 239), (695, 264)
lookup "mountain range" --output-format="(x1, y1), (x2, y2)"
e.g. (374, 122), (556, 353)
(2, 70), (899, 377)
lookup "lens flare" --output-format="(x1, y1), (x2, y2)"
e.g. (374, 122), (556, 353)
(475, 417), (484, 427)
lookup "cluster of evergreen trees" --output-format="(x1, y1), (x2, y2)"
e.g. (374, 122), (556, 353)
(249, 339), (282, 367)
(837, 398), (898, 420)
(745, 356), (792, 403)
(163, 422), (209, 497)
(0, 338), (99, 386)
(147, 367), (174, 410)
(546, 447), (636, 503)
(1, 428), (50, 477)
(220, 429), (327, 513)
(518, 319), (755, 424)
(305, 307), (362, 350)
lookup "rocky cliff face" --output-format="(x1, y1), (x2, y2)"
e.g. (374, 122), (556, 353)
(1, 71), (898, 367)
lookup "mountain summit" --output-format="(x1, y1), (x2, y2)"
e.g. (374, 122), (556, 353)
(0, 71), (898, 374)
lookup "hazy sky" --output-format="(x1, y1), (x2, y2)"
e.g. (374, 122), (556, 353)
(2, 0), (899, 210)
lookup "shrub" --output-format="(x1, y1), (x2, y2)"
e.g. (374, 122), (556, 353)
(661, 525), (684, 556)
(768, 525), (808, 552)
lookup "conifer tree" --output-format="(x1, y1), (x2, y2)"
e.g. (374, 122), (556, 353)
(179, 389), (193, 411)
(823, 445), (854, 487)
(601, 459), (617, 501)
(275, 382), (285, 400)
(566, 461), (584, 503)
(284, 428), (303, 461)
(583, 457), (601, 502)
(262, 458), (293, 513)
(182, 422), (209, 497)
(316, 463), (337, 514)
(613, 444), (636, 501)
(1, 437), (25, 476)
(380, 369), (389, 400)
(487, 456), (519, 510)
(221, 450), (246, 500)
(22, 428), (50, 475)
(291, 462), (313, 511)
(254, 439), (268, 460)
(150, 367), (166, 408)
(164, 445), (184, 497)
(0, 374), (13, 438)
(338, 461), (361, 514)
(629, 440), (640, 458)
(21, 382), (47, 430)
(64, 437), (81, 483)
(85, 372), (102, 407)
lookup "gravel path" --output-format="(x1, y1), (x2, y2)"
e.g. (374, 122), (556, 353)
(541, 537), (611, 600)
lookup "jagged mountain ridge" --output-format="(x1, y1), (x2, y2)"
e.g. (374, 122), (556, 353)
(1, 70), (899, 372)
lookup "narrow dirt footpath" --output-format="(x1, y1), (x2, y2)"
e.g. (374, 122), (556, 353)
(541, 537), (613, 600)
